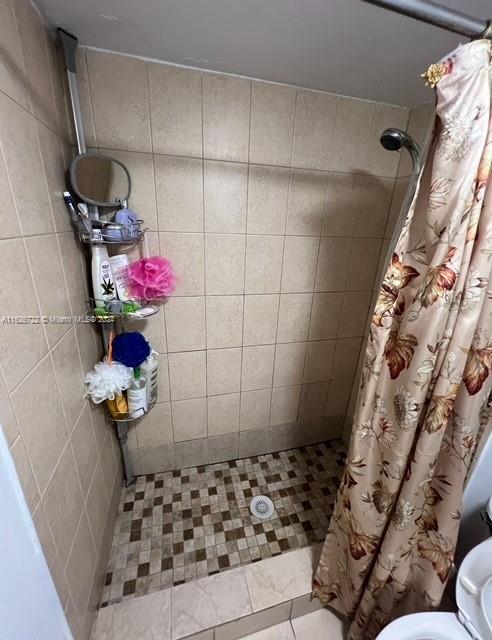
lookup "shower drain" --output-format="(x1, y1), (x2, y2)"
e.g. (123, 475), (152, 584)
(250, 495), (275, 520)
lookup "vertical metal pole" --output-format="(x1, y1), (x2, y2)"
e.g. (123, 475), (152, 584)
(115, 421), (135, 486)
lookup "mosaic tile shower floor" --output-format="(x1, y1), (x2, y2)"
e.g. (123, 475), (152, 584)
(101, 440), (347, 608)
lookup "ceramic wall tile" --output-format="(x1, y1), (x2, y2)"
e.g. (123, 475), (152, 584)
(245, 235), (284, 294)
(205, 234), (246, 295)
(204, 160), (248, 233)
(70, 404), (98, 497)
(333, 338), (363, 380)
(207, 393), (240, 436)
(0, 93), (53, 235)
(276, 293), (312, 343)
(247, 165), (290, 235)
(174, 437), (208, 468)
(273, 342), (307, 387)
(270, 385), (301, 426)
(308, 292), (343, 341)
(172, 397), (207, 441)
(86, 49), (151, 152)
(291, 91), (336, 170)
(14, 0), (57, 130)
(207, 348), (242, 396)
(314, 237), (352, 292)
(208, 432), (240, 464)
(149, 63), (202, 157)
(0, 0), (29, 108)
(0, 373), (18, 446)
(51, 327), (85, 432)
(9, 435), (39, 512)
(324, 379), (353, 418)
(243, 294), (279, 346)
(155, 155), (204, 233)
(25, 234), (72, 348)
(249, 82), (296, 166)
(41, 442), (84, 566)
(37, 122), (70, 234)
(346, 238), (382, 292)
(330, 97), (374, 174)
(241, 345), (275, 391)
(206, 296), (243, 348)
(299, 382), (328, 421)
(322, 172), (361, 237)
(281, 236), (319, 293)
(168, 350), (206, 400)
(286, 169), (328, 236)
(338, 291), (372, 338)
(240, 389), (272, 431)
(165, 296), (206, 352)
(303, 340), (335, 383)
(355, 177), (393, 237)
(64, 510), (96, 620)
(202, 74), (251, 162)
(11, 355), (67, 495)
(159, 232), (205, 296)
(136, 402), (173, 448)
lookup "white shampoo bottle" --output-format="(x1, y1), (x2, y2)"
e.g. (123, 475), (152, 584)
(109, 254), (131, 301)
(91, 242), (115, 308)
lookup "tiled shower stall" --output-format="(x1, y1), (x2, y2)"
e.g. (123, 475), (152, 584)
(0, 1), (434, 636)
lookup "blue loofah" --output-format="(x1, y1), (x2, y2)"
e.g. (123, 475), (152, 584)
(112, 332), (150, 369)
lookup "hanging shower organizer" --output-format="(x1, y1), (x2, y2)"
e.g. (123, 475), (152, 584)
(59, 29), (158, 486)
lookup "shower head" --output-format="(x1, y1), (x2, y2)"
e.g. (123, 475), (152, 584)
(380, 128), (421, 172)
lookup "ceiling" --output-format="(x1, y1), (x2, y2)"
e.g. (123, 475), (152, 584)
(37, 0), (491, 107)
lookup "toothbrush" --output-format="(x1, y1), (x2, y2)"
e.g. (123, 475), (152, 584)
(77, 202), (92, 233)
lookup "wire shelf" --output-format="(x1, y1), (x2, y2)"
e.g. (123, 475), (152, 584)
(78, 219), (146, 245)
(108, 398), (157, 423)
(87, 298), (161, 320)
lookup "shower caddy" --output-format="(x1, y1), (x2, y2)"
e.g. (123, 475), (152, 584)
(59, 29), (156, 486)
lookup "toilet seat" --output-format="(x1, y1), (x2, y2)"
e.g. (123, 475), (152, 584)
(376, 538), (492, 639)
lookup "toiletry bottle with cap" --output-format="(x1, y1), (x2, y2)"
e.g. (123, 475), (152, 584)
(140, 350), (159, 406)
(105, 200), (140, 241)
(91, 240), (115, 308)
(127, 368), (148, 418)
(109, 254), (131, 301)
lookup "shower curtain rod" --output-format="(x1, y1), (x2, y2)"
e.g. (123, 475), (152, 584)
(361, 0), (491, 39)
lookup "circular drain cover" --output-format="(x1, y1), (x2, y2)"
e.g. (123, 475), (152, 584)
(250, 495), (275, 520)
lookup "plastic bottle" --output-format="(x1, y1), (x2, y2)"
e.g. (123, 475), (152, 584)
(127, 368), (148, 418)
(109, 254), (131, 301)
(140, 350), (159, 406)
(91, 243), (115, 308)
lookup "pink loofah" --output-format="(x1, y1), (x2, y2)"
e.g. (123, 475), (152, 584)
(126, 256), (176, 302)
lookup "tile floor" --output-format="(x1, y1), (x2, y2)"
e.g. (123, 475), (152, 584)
(93, 544), (347, 640)
(101, 440), (346, 608)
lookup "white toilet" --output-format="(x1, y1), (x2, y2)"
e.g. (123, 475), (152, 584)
(377, 538), (492, 639)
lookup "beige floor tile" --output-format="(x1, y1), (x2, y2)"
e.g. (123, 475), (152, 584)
(291, 608), (346, 640)
(172, 567), (252, 639)
(93, 588), (172, 640)
(238, 621), (295, 640)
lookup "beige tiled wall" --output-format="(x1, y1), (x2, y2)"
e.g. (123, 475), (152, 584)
(0, 2), (121, 638)
(77, 47), (411, 474)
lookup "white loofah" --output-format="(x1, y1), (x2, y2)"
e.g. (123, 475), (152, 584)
(85, 358), (134, 404)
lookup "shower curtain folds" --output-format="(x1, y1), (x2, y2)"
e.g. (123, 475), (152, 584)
(313, 39), (492, 639)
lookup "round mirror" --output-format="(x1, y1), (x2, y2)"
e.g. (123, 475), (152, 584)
(70, 153), (131, 208)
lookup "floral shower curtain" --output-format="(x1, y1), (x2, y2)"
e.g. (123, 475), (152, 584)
(313, 40), (492, 639)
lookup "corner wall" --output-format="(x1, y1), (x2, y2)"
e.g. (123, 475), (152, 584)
(0, 1), (120, 637)
(77, 47), (410, 473)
